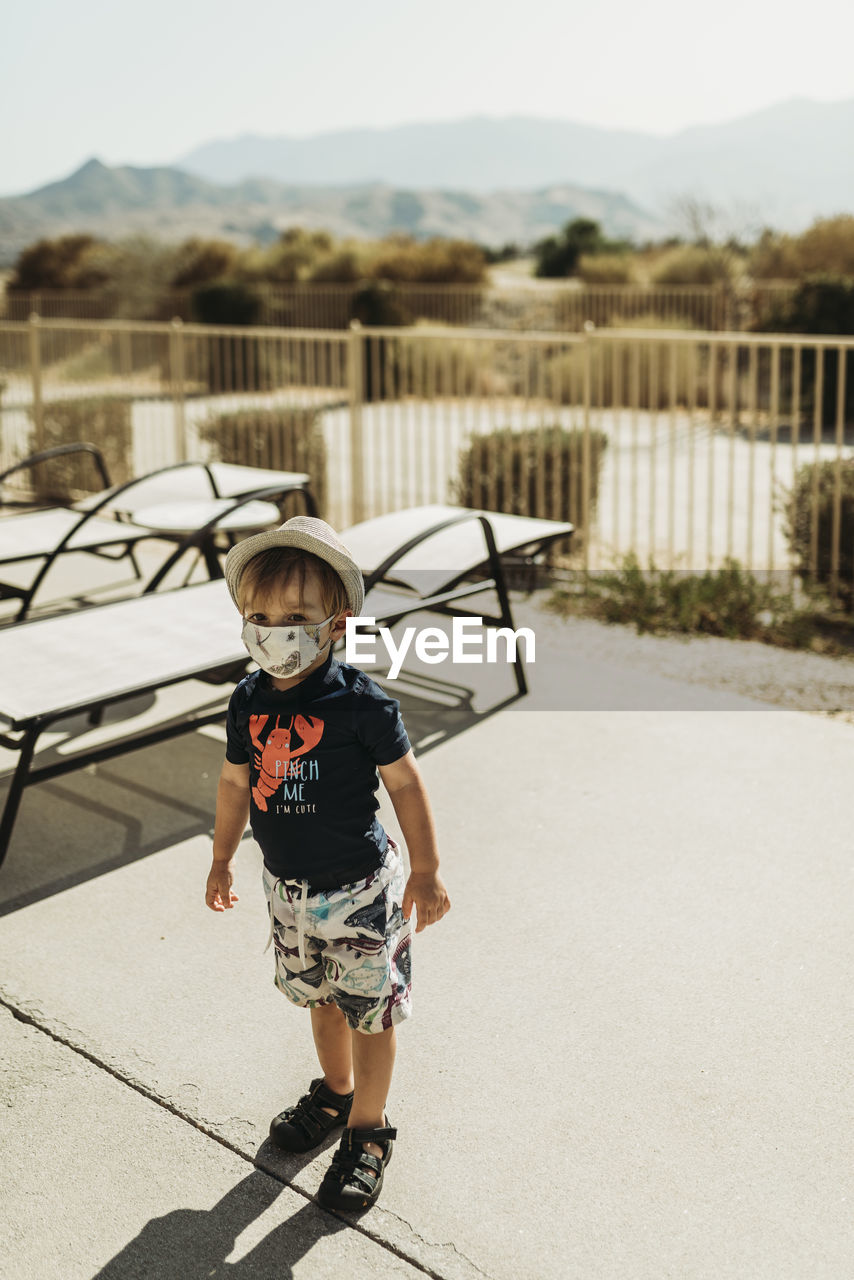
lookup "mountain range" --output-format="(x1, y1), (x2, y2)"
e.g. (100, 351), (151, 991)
(179, 99), (854, 232)
(1, 99), (852, 265)
(0, 161), (661, 266)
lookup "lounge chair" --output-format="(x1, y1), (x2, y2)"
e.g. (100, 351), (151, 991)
(341, 504), (574, 697)
(0, 505), (572, 866)
(0, 452), (315, 622)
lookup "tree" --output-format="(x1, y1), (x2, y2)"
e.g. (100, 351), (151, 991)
(534, 219), (621, 279)
(7, 234), (109, 290)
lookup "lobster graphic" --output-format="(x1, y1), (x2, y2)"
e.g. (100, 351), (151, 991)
(249, 713), (324, 811)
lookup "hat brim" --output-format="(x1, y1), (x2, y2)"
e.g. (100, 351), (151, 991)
(223, 517), (365, 616)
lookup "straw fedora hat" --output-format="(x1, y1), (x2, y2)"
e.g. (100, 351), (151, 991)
(223, 516), (365, 616)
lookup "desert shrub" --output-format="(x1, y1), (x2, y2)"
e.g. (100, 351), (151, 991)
(190, 282), (275, 392)
(308, 250), (363, 283)
(198, 406), (327, 515)
(453, 425), (607, 536)
(547, 554), (828, 646)
(544, 324), (704, 410)
(26, 397), (132, 497)
(349, 283), (409, 401)
(8, 235), (109, 291)
(576, 253), (636, 284)
(753, 276), (854, 427)
(368, 237), (486, 285)
(750, 217), (854, 280)
(782, 459), (854, 606)
(190, 280), (262, 326)
(650, 245), (733, 285)
(170, 238), (239, 289)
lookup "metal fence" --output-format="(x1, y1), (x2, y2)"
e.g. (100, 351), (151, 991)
(2, 317), (853, 596)
(1, 281), (799, 333)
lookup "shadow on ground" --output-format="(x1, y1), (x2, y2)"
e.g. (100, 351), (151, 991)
(91, 1171), (348, 1279)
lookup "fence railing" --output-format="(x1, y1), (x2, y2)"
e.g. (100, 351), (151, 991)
(2, 317), (852, 598)
(0, 280), (799, 333)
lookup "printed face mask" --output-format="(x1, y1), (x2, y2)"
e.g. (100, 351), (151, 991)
(241, 613), (336, 678)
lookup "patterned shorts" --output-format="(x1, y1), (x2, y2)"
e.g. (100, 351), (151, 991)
(261, 840), (412, 1034)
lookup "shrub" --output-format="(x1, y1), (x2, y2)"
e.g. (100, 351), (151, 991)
(8, 234), (109, 291)
(544, 324), (704, 410)
(368, 236), (486, 285)
(650, 245), (733, 285)
(546, 554), (831, 647)
(190, 282), (274, 392)
(753, 275), (854, 427)
(534, 219), (631, 279)
(308, 250), (363, 283)
(750, 216), (854, 280)
(190, 280), (262, 326)
(576, 253), (636, 284)
(782, 459), (854, 606)
(198, 406), (327, 515)
(170, 238), (238, 289)
(452, 425), (607, 538)
(27, 397), (133, 497)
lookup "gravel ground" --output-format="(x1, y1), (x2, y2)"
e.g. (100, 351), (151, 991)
(527, 591), (854, 725)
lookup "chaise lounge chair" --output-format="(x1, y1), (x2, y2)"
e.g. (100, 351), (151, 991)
(0, 448), (315, 622)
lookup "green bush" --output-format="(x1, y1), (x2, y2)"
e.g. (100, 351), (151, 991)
(569, 555), (777, 637)
(452, 425), (607, 535)
(534, 219), (632, 279)
(190, 280), (262, 326)
(782, 459), (854, 605)
(754, 275), (854, 427)
(198, 406), (327, 515)
(546, 554), (835, 648)
(27, 397), (133, 497)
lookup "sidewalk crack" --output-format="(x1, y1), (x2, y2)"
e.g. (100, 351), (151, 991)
(1, 994), (494, 1280)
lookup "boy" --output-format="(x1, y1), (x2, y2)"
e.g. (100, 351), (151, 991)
(205, 515), (450, 1211)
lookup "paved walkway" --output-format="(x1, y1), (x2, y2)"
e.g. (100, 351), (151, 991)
(2, 602), (853, 1278)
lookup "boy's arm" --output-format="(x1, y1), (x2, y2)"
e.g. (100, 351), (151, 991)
(378, 749), (450, 933)
(205, 759), (250, 912)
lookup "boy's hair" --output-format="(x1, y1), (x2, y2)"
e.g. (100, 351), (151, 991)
(237, 547), (349, 617)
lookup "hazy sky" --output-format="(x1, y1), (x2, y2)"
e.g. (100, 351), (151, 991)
(3, 0), (853, 196)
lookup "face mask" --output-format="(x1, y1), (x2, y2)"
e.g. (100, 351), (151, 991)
(241, 612), (336, 678)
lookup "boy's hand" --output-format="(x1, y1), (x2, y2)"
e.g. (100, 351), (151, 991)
(205, 860), (239, 912)
(402, 871), (450, 933)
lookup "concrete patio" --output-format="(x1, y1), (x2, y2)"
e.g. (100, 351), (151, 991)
(1, 587), (853, 1279)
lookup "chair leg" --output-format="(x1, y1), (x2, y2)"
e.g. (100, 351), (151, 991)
(0, 727), (41, 871)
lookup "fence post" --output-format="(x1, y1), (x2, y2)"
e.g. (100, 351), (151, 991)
(170, 317), (187, 463)
(348, 320), (365, 525)
(581, 322), (594, 572)
(28, 313), (44, 451)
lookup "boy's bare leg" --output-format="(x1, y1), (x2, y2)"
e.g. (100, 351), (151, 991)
(349, 1025), (397, 1160)
(310, 1003), (354, 1110)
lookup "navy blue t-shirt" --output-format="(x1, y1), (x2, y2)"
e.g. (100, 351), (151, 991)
(225, 652), (410, 882)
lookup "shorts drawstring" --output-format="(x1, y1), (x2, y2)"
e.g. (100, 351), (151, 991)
(264, 876), (309, 970)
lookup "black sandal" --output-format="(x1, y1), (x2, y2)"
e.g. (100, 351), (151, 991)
(317, 1122), (396, 1210)
(269, 1077), (354, 1153)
